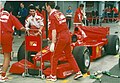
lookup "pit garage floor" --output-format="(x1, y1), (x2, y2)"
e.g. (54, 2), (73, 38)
(0, 23), (120, 83)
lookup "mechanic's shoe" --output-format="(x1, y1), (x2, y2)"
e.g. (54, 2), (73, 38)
(0, 75), (8, 82)
(74, 71), (83, 80)
(46, 75), (57, 82)
(0, 67), (3, 74)
(0, 69), (2, 74)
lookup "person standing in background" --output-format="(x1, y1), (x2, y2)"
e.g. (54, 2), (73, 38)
(66, 6), (73, 30)
(112, 7), (118, 18)
(17, 2), (28, 38)
(74, 4), (86, 26)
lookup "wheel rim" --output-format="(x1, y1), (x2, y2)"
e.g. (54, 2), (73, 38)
(116, 39), (119, 52)
(84, 49), (90, 67)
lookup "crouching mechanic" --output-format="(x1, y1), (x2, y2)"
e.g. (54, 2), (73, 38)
(25, 5), (44, 36)
(45, 1), (83, 82)
(0, 2), (26, 82)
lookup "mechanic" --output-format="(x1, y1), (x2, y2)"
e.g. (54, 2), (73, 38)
(25, 5), (44, 36)
(74, 4), (86, 26)
(0, 2), (26, 82)
(16, 2), (28, 38)
(45, 1), (83, 82)
(74, 4), (87, 38)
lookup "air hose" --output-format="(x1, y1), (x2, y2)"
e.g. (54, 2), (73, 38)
(90, 71), (120, 83)
(102, 71), (120, 78)
(90, 71), (102, 83)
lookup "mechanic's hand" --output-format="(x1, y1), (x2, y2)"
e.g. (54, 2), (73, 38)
(17, 15), (21, 18)
(25, 27), (30, 31)
(34, 30), (42, 36)
(82, 23), (85, 26)
(84, 15), (87, 19)
(50, 43), (55, 52)
(25, 27), (30, 35)
(34, 32), (39, 36)
(39, 30), (42, 34)
(47, 38), (50, 41)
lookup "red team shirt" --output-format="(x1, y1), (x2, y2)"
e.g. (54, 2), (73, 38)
(25, 12), (44, 29)
(48, 9), (68, 40)
(0, 10), (23, 52)
(74, 7), (83, 23)
(48, 9), (80, 76)
(25, 12), (44, 31)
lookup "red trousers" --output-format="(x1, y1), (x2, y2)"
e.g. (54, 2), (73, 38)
(0, 32), (13, 53)
(51, 30), (80, 76)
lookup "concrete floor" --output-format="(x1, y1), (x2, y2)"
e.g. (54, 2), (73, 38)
(0, 23), (120, 83)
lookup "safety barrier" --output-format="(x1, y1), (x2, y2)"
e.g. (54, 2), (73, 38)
(87, 17), (120, 23)
(65, 16), (120, 27)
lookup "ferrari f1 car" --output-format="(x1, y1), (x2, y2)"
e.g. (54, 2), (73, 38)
(9, 25), (119, 78)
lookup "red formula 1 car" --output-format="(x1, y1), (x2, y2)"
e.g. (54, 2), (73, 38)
(9, 26), (119, 79)
(72, 26), (119, 61)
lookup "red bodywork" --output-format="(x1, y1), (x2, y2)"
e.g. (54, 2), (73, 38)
(72, 26), (109, 61)
(9, 26), (110, 78)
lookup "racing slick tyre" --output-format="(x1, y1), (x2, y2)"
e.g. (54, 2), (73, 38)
(17, 39), (48, 62)
(17, 42), (36, 62)
(105, 35), (119, 55)
(72, 46), (90, 73)
(17, 42), (25, 61)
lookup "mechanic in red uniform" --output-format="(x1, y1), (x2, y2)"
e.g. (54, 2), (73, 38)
(25, 5), (44, 37)
(74, 4), (86, 26)
(45, 1), (83, 82)
(0, 2), (26, 82)
(74, 4), (87, 38)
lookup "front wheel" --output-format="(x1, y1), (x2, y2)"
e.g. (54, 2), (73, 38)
(72, 46), (90, 73)
(17, 39), (48, 62)
(17, 42), (36, 63)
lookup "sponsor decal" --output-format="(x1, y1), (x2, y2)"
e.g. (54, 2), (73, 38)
(63, 70), (74, 76)
(96, 46), (99, 53)
(29, 41), (37, 46)
(42, 50), (47, 53)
